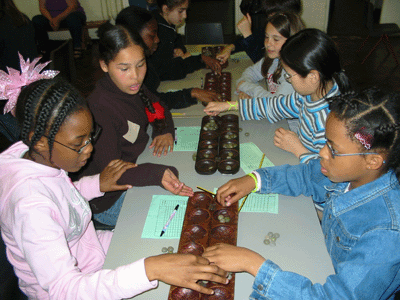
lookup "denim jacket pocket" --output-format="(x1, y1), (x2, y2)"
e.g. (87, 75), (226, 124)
(329, 221), (357, 264)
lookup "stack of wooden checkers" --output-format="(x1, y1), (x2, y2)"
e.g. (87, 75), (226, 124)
(167, 191), (238, 300)
(195, 114), (240, 175)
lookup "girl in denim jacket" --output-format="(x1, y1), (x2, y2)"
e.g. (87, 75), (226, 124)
(203, 88), (400, 299)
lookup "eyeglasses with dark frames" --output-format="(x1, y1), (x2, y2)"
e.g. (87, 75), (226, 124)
(46, 125), (102, 154)
(326, 142), (379, 158)
(283, 72), (298, 83)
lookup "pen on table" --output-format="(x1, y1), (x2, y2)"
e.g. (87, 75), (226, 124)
(171, 112), (186, 116)
(160, 204), (179, 237)
(201, 77), (204, 89)
(238, 153), (265, 213)
(174, 127), (177, 145)
(196, 186), (215, 195)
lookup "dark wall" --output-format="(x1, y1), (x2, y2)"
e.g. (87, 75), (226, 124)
(186, 0), (236, 43)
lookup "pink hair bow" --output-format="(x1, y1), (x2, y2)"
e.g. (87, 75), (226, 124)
(0, 53), (59, 116)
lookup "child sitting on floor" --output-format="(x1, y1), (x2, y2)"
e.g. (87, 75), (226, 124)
(204, 88), (400, 300)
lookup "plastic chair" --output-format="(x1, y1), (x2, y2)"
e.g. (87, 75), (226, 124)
(185, 22), (224, 45)
(357, 0), (400, 66)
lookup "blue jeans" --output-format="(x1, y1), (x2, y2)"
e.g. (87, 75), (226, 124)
(93, 192), (127, 226)
(32, 12), (86, 50)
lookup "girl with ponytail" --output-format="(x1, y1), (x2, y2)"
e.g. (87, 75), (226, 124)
(205, 29), (352, 164)
(75, 21), (193, 226)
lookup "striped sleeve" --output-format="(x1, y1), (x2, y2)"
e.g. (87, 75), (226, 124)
(297, 83), (340, 162)
(239, 91), (302, 123)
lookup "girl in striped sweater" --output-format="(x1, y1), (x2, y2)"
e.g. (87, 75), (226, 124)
(205, 29), (352, 163)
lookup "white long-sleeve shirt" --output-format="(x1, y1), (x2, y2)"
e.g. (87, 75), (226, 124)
(236, 58), (295, 98)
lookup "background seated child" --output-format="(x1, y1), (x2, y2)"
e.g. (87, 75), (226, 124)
(73, 23), (194, 227)
(0, 77), (228, 299)
(204, 88), (400, 300)
(236, 11), (305, 100)
(150, 0), (223, 81)
(116, 5), (221, 109)
(217, 0), (303, 64)
(205, 29), (352, 163)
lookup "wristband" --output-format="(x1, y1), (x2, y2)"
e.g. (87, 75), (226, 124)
(247, 173), (258, 193)
(227, 101), (238, 111)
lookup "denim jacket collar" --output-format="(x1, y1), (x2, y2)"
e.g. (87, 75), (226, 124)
(324, 170), (398, 215)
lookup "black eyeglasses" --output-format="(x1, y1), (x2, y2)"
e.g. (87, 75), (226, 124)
(283, 72), (298, 84)
(47, 126), (102, 154)
(326, 142), (379, 158)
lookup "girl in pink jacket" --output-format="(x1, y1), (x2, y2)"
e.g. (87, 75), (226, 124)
(0, 77), (228, 299)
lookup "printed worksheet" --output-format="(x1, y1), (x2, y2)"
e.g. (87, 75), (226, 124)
(142, 195), (189, 239)
(173, 126), (201, 151)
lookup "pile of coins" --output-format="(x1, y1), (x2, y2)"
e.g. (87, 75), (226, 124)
(263, 232), (280, 247)
(161, 246), (174, 253)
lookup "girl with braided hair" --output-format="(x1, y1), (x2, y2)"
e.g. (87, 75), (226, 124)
(74, 22), (193, 226)
(0, 77), (228, 299)
(203, 88), (400, 299)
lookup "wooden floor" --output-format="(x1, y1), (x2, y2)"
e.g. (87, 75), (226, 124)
(72, 35), (400, 99)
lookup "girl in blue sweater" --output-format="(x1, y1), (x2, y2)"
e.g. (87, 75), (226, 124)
(204, 88), (400, 299)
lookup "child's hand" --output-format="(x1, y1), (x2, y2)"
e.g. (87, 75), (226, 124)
(201, 55), (222, 75)
(238, 91), (251, 99)
(173, 48), (185, 58)
(274, 127), (308, 158)
(144, 253), (229, 294)
(203, 243), (265, 277)
(162, 168), (194, 197)
(237, 13), (252, 38)
(181, 52), (192, 59)
(216, 175), (255, 206)
(203, 101), (230, 116)
(99, 159), (137, 192)
(191, 88), (221, 103)
(150, 133), (174, 157)
(216, 44), (234, 64)
(236, 80), (245, 90)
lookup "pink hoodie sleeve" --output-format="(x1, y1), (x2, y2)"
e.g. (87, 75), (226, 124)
(72, 174), (104, 200)
(8, 195), (158, 299)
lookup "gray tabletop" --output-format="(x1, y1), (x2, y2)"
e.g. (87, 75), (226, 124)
(103, 53), (334, 299)
(103, 117), (334, 299)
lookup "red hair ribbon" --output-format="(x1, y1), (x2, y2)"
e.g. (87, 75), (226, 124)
(354, 127), (373, 150)
(145, 101), (165, 123)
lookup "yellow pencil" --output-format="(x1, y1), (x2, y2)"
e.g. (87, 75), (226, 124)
(238, 153), (265, 212)
(196, 186), (216, 195)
